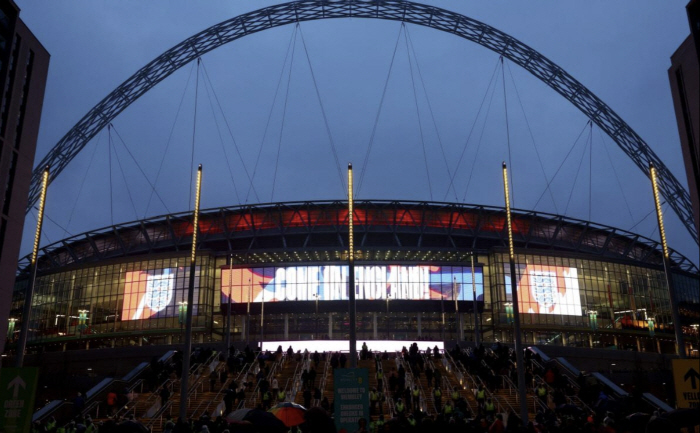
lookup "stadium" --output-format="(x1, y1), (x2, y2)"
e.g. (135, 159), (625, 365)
(6, 199), (699, 356)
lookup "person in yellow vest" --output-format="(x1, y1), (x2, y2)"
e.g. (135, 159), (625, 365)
(370, 387), (379, 415)
(394, 398), (406, 418)
(45, 417), (57, 433)
(443, 399), (454, 417)
(451, 386), (460, 405)
(277, 389), (286, 403)
(371, 415), (385, 433)
(84, 417), (98, 433)
(433, 386), (442, 413)
(262, 390), (272, 410)
(376, 369), (384, 390)
(475, 384), (486, 408)
(484, 397), (496, 418)
(411, 385), (420, 412)
(407, 413), (416, 428)
(536, 383), (548, 406)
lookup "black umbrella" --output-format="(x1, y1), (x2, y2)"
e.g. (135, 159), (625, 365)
(242, 409), (287, 433)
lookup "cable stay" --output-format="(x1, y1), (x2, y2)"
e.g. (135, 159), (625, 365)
(501, 56), (514, 206)
(108, 127), (139, 221)
(444, 56), (500, 202)
(461, 60), (502, 202)
(189, 58), (201, 210)
(357, 23), (404, 196)
(504, 60), (559, 214)
(403, 23), (433, 201)
(109, 123), (171, 216)
(297, 24), (346, 196)
(563, 123), (592, 216)
(405, 25), (458, 201)
(198, 60), (242, 205)
(270, 24), (298, 202)
(245, 25), (297, 204)
(144, 61), (196, 218)
(629, 202), (665, 233)
(532, 120), (591, 210)
(597, 127), (635, 224)
(62, 130), (102, 238)
(108, 124), (114, 226)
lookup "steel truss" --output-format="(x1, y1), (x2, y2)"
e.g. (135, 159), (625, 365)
(26, 0), (698, 245)
(19, 200), (698, 276)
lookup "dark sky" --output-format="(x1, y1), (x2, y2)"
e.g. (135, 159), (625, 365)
(15, 1), (698, 265)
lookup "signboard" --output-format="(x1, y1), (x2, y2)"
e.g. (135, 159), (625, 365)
(334, 368), (369, 433)
(222, 264), (484, 303)
(672, 359), (700, 408)
(504, 264), (582, 316)
(0, 367), (39, 433)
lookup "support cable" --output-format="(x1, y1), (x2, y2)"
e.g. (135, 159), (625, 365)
(532, 120), (591, 210)
(63, 131), (102, 238)
(588, 121), (593, 222)
(403, 23), (433, 200)
(501, 56), (514, 206)
(297, 24), (346, 194)
(108, 125), (114, 226)
(200, 59), (260, 203)
(110, 124), (171, 215)
(110, 128), (139, 220)
(271, 25), (298, 202)
(462, 61), (502, 202)
(199, 62), (242, 204)
(189, 58), (201, 209)
(629, 204), (663, 232)
(357, 23), (404, 195)
(564, 123), (592, 215)
(504, 60), (559, 214)
(445, 57), (501, 202)
(598, 127), (635, 224)
(145, 62), (195, 218)
(405, 25), (456, 200)
(245, 25), (297, 204)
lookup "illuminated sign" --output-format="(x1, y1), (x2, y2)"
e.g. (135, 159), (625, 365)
(123, 268), (199, 320)
(221, 264), (483, 303)
(504, 264), (582, 316)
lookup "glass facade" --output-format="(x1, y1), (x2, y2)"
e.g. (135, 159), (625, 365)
(7, 249), (699, 355)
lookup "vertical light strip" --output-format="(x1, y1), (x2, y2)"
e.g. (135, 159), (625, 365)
(191, 164), (202, 265)
(502, 162), (514, 260)
(348, 163), (354, 262)
(32, 167), (50, 265)
(650, 164), (669, 259)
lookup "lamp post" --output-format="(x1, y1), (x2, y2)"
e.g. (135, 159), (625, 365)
(16, 166), (50, 367)
(502, 162), (529, 424)
(649, 164), (685, 357)
(179, 164), (202, 422)
(225, 254), (232, 357)
(471, 254), (480, 346)
(348, 163), (357, 368)
(246, 278), (251, 345)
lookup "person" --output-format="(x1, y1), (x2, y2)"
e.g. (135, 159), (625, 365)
(370, 415), (384, 433)
(271, 377), (279, 397)
(394, 398), (406, 417)
(45, 417), (57, 433)
(451, 386), (460, 405)
(339, 353), (347, 368)
(277, 388), (286, 403)
(370, 387), (379, 415)
(309, 367), (317, 388)
(361, 342), (369, 360)
(484, 397), (496, 418)
(443, 399), (454, 417)
(411, 385), (420, 412)
(376, 369), (384, 390)
(107, 391), (117, 415)
(476, 384), (486, 408)
(160, 384), (171, 405)
(425, 366), (433, 387)
(354, 417), (369, 433)
(488, 413), (505, 433)
(536, 382), (548, 406)
(73, 392), (85, 417)
(209, 370), (218, 392)
(303, 387), (312, 408)
(262, 389), (272, 410)
(433, 386), (442, 413)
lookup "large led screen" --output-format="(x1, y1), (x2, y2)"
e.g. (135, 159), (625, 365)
(504, 264), (582, 315)
(123, 267), (200, 320)
(221, 264), (483, 303)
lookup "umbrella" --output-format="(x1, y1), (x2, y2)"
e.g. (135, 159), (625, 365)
(227, 408), (253, 423)
(268, 402), (307, 427)
(240, 409), (287, 433)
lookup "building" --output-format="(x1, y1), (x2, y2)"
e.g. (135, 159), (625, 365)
(4, 200), (699, 358)
(0, 1), (50, 356)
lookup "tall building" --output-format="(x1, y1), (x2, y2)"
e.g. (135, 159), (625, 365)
(668, 4), (700, 237)
(0, 1), (50, 357)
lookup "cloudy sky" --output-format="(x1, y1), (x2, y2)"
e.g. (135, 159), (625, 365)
(15, 1), (697, 265)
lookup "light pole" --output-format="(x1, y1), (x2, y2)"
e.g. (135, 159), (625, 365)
(225, 254), (232, 356)
(246, 278), (251, 345)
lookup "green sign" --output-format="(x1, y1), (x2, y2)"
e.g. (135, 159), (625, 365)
(0, 367), (39, 433)
(334, 368), (369, 433)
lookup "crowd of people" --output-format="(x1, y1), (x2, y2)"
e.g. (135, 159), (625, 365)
(30, 342), (695, 433)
